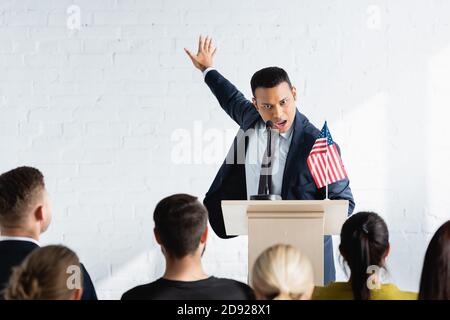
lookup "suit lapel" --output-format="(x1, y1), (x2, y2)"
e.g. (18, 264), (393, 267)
(216, 113), (260, 186)
(281, 110), (306, 197)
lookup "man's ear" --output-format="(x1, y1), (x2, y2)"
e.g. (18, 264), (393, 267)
(291, 86), (297, 101)
(34, 205), (44, 223)
(154, 228), (162, 245)
(200, 226), (208, 244)
(252, 97), (258, 110)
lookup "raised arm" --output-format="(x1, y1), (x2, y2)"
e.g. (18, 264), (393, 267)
(184, 36), (256, 126)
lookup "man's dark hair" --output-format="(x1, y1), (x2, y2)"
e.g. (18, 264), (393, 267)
(153, 194), (208, 258)
(0, 166), (45, 227)
(250, 66), (293, 96)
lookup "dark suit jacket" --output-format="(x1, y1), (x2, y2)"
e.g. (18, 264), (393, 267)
(0, 240), (98, 300)
(202, 69), (355, 284)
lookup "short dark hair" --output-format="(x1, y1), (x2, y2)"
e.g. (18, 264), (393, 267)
(0, 166), (45, 227)
(419, 220), (450, 300)
(250, 67), (293, 96)
(153, 194), (208, 258)
(339, 211), (389, 300)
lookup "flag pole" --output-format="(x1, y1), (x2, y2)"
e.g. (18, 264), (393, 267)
(325, 121), (329, 200)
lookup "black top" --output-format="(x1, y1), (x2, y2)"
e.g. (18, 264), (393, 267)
(0, 240), (97, 300)
(121, 276), (255, 300)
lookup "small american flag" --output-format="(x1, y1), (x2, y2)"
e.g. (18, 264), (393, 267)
(307, 121), (348, 189)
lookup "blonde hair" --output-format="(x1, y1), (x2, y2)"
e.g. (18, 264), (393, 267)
(252, 244), (314, 300)
(3, 245), (82, 300)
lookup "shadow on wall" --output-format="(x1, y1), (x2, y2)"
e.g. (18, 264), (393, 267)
(329, 3), (450, 291)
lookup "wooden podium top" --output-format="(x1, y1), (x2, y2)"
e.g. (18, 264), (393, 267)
(221, 199), (349, 236)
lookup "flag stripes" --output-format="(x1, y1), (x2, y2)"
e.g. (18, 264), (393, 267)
(307, 123), (348, 189)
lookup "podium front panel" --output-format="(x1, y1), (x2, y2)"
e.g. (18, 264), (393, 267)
(248, 212), (325, 286)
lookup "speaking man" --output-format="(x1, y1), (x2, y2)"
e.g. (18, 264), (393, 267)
(185, 36), (355, 284)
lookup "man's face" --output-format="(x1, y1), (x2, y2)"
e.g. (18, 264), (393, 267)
(252, 82), (297, 133)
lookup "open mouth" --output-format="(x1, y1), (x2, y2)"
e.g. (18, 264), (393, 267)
(274, 120), (288, 130)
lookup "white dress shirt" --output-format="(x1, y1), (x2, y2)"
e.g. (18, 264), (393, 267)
(244, 120), (294, 198)
(203, 67), (294, 198)
(0, 235), (41, 246)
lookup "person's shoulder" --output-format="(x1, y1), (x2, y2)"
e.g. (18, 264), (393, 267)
(312, 282), (353, 300)
(210, 276), (248, 286)
(121, 279), (163, 300)
(0, 240), (38, 253)
(298, 114), (321, 143)
(0, 241), (37, 268)
(378, 284), (418, 300)
(396, 290), (418, 300)
(210, 277), (255, 299)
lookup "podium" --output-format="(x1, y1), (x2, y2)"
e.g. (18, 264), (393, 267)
(221, 200), (349, 286)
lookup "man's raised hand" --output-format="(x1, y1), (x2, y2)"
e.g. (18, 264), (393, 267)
(184, 35), (217, 72)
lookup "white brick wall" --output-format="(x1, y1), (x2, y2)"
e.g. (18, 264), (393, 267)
(0, 0), (450, 299)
